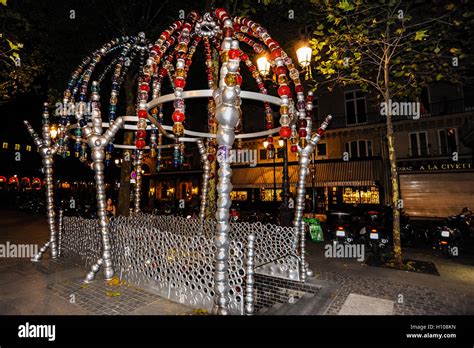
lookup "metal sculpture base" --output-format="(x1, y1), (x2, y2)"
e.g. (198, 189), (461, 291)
(31, 242), (51, 262)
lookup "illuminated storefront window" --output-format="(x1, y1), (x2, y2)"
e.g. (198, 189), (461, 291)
(342, 186), (379, 204)
(331, 187), (338, 205)
(230, 191), (248, 201)
(260, 188), (283, 202)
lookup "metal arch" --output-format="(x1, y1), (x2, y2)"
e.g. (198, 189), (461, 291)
(147, 89), (282, 109)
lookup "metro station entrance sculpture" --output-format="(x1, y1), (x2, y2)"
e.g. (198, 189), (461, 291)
(24, 8), (331, 315)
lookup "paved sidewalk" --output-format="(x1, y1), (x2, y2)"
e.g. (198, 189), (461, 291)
(0, 209), (193, 315)
(305, 242), (474, 315)
(1, 209), (473, 315)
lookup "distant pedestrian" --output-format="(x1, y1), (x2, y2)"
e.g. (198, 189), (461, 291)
(106, 198), (116, 218)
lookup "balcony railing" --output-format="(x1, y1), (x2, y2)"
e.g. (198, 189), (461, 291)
(315, 97), (473, 130)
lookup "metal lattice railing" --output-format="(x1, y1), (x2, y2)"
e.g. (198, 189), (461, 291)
(60, 213), (300, 314)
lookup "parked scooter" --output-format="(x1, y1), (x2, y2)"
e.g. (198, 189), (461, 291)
(434, 223), (462, 258)
(433, 210), (472, 257)
(327, 211), (355, 245)
(359, 210), (389, 260)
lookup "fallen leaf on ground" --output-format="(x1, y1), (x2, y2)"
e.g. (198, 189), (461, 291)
(106, 291), (121, 297)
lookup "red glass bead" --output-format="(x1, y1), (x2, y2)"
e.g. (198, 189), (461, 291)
(267, 39), (278, 50)
(267, 136), (273, 143)
(140, 84), (149, 92)
(276, 66), (286, 76)
(159, 68), (167, 76)
(174, 78), (185, 88)
(207, 154), (215, 162)
(135, 138), (146, 148)
(316, 128), (325, 136)
(298, 119), (308, 128)
(299, 129), (307, 137)
(265, 122), (273, 130)
(172, 110), (185, 122)
(278, 85), (290, 97)
(279, 126), (291, 138)
(271, 48), (282, 60)
(295, 85), (304, 93)
(241, 53), (248, 61)
(138, 109), (148, 118)
(216, 8), (226, 18)
(228, 49), (239, 59)
(236, 74), (242, 85)
(136, 130), (146, 138)
(291, 145), (298, 153)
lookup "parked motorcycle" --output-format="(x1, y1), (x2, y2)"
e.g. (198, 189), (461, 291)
(433, 212), (472, 257)
(435, 223), (462, 258)
(327, 211), (355, 245)
(359, 210), (389, 260)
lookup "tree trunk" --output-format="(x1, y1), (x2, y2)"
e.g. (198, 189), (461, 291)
(384, 61), (403, 268)
(117, 74), (135, 216)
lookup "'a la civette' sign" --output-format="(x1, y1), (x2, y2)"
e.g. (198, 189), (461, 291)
(398, 161), (472, 172)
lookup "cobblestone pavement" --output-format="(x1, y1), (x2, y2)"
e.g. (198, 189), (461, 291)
(306, 242), (474, 315)
(315, 270), (472, 315)
(47, 275), (163, 315)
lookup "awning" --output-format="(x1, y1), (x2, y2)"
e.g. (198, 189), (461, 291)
(231, 159), (383, 188)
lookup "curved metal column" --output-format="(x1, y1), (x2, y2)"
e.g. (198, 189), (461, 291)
(80, 83), (124, 282)
(293, 115), (331, 282)
(24, 105), (61, 262)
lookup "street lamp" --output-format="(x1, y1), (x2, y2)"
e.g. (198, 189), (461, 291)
(296, 45), (312, 80)
(257, 56), (271, 77)
(296, 45), (312, 68)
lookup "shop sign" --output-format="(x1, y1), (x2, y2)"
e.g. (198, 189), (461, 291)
(398, 161), (472, 172)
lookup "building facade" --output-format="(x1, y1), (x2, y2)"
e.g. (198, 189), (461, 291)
(139, 83), (474, 218)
